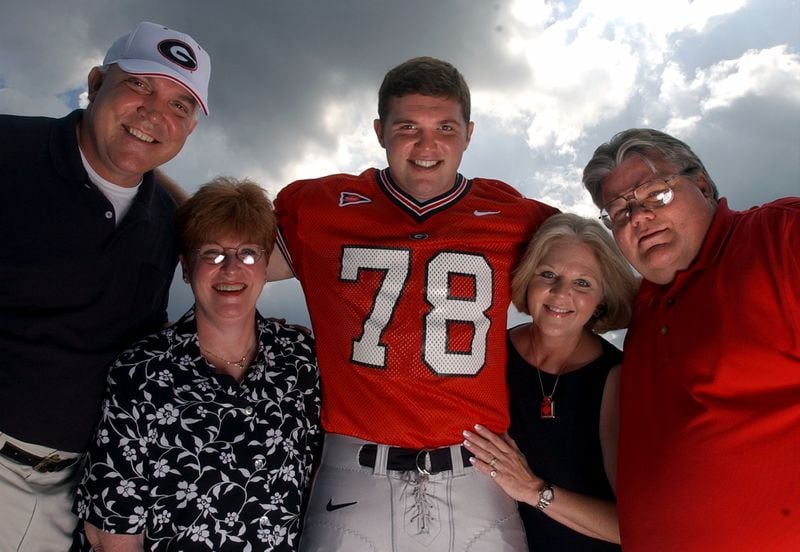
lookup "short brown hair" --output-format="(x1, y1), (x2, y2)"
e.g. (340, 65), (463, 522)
(511, 213), (638, 333)
(377, 56), (471, 124)
(175, 176), (276, 257)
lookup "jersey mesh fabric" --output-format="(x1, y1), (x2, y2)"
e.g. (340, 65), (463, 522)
(275, 168), (556, 447)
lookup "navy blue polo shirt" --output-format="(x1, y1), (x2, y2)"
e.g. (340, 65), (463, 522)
(0, 110), (179, 452)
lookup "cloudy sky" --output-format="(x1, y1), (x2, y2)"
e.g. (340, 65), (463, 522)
(2, 0), (798, 334)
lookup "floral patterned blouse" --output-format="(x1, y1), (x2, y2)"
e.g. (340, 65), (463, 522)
(74, 309), (321, 551)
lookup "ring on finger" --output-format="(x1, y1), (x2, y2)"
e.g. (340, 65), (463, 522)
(490, 469), (498, 478)
(489, 456), (498, 468)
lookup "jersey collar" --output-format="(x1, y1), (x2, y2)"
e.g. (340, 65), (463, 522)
(377, 168), (471, 221)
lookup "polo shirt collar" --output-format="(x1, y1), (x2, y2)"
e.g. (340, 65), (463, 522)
(51, 109), (158, 221)
(682, 197), (734, 274)
(49, 109), (86, 182)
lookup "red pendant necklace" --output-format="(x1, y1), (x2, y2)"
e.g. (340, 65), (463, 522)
(536, 368), (560, 419)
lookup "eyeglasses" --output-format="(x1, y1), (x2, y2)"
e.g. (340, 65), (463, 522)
(599, 174), (680, 230)
(195, 244), (265, 266)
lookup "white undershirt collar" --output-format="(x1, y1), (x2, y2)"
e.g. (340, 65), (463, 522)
(78, 148), (141, 226)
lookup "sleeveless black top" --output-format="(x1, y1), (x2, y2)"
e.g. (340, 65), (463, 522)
(507, 329), (622, 551)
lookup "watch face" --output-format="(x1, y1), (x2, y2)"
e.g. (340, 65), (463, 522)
(542, 487), (554, 501)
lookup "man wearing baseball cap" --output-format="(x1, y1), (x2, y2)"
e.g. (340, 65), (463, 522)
(0, 21), (210, 550)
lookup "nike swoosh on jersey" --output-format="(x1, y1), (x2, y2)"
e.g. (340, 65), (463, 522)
(473, 210), (501, 216)
(326, 498), (358, 512)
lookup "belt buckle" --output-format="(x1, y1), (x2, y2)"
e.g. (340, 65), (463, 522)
(32, 454), (63, 473)
(414, 449), (432, 476)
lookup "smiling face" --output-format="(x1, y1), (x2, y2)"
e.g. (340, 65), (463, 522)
(374, 93), (474, 201)
(78, 65), (198, 187)
(601, 155), (717, 284)
(526, 238), (605, 339)
(182, 235), (267, 325)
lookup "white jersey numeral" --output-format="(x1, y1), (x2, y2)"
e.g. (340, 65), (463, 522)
(340, 247), (410, 367)
(340, 247), (492, 376)
(424, 252), (491, 375)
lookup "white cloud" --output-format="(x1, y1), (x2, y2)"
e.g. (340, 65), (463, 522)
(478, 12), (643, 156)
(533, 164), (598, 216)
(703, 45), (800, 110)
(659, 45), (800, 134)
(277, 96), (384, 187)
(509, 0), (563, 27)
(572, 0), (745, 35)
(663, 115), (702, 137)
(659, 61), (699, 114)
(476, 0), (751, 162)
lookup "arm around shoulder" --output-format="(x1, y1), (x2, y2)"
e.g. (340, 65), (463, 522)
(266, 246), (294, 281)
(153, 168), (189, 205)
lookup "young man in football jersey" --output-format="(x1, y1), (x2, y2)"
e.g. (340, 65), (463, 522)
(270, 57), (557, 551)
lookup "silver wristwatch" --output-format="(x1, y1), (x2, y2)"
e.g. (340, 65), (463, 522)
(536, 483), (554, 511)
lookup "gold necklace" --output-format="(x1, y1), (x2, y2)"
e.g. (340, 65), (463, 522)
(200, 343), (254, 371)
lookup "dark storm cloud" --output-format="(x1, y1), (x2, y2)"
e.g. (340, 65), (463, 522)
(65, 0), (525, 180)
(688, 93), (800, 210)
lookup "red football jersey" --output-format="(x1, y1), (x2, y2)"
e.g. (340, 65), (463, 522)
(274, 168), (556, 447)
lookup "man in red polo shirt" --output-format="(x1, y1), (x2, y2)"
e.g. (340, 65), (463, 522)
(582, 128), (799, 550)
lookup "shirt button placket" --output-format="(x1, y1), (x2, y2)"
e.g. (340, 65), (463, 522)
(661, 296), (675, 335)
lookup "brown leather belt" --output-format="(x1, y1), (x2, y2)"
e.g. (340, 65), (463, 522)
(0, 442), (80, 473)
(359, 444), (471, 474)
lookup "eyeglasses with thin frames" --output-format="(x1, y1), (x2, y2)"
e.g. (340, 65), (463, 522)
(599, 174), (682, 230)
(195, 244), (265, 266)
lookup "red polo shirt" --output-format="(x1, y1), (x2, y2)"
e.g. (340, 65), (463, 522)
(618, 198), (800, 551)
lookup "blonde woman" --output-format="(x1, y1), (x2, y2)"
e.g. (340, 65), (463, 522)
(464, 213), (637, 551)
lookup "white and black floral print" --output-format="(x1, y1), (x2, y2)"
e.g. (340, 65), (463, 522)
(75, 309), (321, 551)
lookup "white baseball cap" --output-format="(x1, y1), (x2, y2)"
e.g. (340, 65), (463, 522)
(103, 21), (211, 115)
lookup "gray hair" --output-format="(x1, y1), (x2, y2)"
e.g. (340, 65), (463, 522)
(582, 128), (718, 207)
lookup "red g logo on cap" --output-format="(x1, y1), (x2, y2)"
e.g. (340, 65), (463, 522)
(158, 40), (198, 71)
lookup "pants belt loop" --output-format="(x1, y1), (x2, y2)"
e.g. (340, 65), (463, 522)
(373, 443), (389, 476)
(450, 445), (465, 476)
